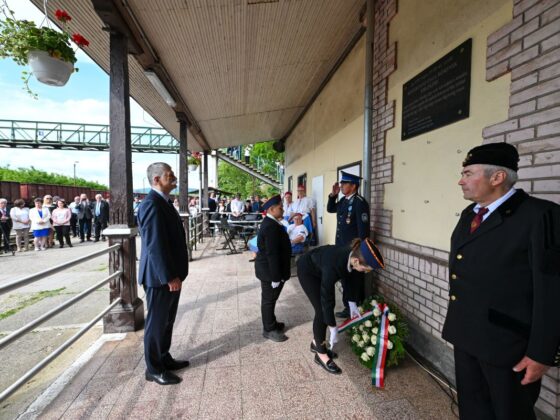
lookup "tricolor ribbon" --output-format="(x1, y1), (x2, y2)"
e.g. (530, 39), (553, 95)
(371, 303), (390, 388)
(336, 310), (374, 333)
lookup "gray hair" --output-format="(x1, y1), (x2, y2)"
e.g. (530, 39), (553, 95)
(0, 198), (7, 204)
(482, 164), (518, 189)
(147, 162), (171, 186)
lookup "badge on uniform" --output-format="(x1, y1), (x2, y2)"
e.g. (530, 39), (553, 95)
(361, 213), (368, 223)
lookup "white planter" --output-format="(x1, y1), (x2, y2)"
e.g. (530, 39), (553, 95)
(28, 50), (74, 86)
(188, 164), (199, 172)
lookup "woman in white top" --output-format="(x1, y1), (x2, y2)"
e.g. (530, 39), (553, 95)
(10, 199), (30, 252)
(29, 198), (51, 251)
(51, 199), (73, 248)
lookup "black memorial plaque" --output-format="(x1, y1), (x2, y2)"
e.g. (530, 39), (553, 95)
(401, 38), (472, 141)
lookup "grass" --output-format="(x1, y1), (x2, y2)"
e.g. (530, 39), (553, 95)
(0, 288), (66, 321)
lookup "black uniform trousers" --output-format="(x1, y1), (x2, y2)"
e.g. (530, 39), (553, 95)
(70, 213), (78, 236)
(454, 348), (541, 420)
(144, 286), (181, 374)
(260, 280), (284, 332)
(94, 219), (107, 240)
(0, 222), (11, 253)
(342, 270), (364, 309)
(297, 267), (328, 353)
(54, 225), (72, 246)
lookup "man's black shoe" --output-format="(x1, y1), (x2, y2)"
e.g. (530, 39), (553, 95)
(145, 370), (182, 385)
(310, 342), (338, 359)
(80, 239), (84, 243)
(164, 359), (190, 371)
(275, 322), (285, 332)
(94, 239), (99, 243)
(314, 354), (342, 375)
(263, 329), (288, 342)
(335, 308), (350, 319)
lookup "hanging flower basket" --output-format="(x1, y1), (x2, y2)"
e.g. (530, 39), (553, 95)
(28, 50), (73, 86)
(188, 164), (199, 172)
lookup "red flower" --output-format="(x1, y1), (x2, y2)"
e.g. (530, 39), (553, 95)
(71, 33), (90, 48)
(55, 9), (72, 23)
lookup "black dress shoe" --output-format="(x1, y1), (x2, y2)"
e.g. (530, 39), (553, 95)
(314, 353), (342, 375)
(310, 342), (338, 359)
(164, 359), (190, 371)
(263, 329), (288, 342)
(80, 239), (84, 243)
(335, 308), (350, 318)
(145, 370), (182, 385)
(275, 322), (285, 331)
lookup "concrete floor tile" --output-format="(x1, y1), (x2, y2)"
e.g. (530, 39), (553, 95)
(240, 360), (279, 390)
(409, 392), (459, 420)
(275, 358), (317, 386)
(202, 365), (241, 395)
(372, 398), (421, 420)
(242, 388), (284, 420)
(60, 403), (114, 419)
(280, 382), (326, 416)
(198, 391), (242, 419)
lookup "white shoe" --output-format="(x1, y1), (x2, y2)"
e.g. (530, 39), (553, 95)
(35, 248), (40, 251)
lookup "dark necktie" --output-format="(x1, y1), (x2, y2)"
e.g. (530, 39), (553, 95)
(470, 207), (488, 233)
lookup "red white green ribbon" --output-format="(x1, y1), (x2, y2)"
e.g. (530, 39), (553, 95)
(336, 310), (374, 333)
(372, 303), (390, 388)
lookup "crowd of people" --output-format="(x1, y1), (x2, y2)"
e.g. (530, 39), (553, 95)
(0, 193), (110, 254)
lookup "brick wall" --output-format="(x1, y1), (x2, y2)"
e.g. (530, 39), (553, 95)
(483, 0), (560, 417)
(369, 0), (560, 417)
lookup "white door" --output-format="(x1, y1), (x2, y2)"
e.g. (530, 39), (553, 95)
(311, 175), (324, 245)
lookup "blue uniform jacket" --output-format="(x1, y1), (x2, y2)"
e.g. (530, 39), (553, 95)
(137, 190), (189, 287)
(327, 193), (370, 246)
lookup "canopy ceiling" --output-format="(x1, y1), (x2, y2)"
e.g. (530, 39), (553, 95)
(32, 0), (365, 151)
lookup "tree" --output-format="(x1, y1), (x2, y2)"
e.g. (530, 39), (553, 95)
(217, 141), (284, 198)
(0, 166), (108, 189)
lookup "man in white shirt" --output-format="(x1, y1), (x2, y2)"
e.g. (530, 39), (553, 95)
(287, 213), (308, 245)
(230, 193), (245, 218)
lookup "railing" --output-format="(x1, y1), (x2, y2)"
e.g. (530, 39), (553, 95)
(0, 244), (123, 403)
(180, 212), (207, 260)
(219, 146), (284, 184)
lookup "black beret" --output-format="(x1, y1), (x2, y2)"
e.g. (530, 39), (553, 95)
(262, 194), (282, 211)
(462, 142), (519, 171)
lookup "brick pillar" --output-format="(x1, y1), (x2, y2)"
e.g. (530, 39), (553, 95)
(483, 1), (560, 417)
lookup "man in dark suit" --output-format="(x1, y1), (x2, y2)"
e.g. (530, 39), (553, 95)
(208, 192), (217, 213)
(326, 171), (370, 318)
(76, 193), (93, 242)
(255, 194), (292, 342)
(92, 194), (110, 242)
(0, 198), (14, 255)
(442, 143), (560, 419)
(137, 162), (190, 386)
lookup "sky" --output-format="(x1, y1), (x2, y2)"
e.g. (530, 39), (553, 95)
(0, 0), (185, 190)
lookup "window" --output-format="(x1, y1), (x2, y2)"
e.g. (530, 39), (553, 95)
(337, 161), (362, 196)
(297, 173), (307, 190)
(287, 176), (293, 193)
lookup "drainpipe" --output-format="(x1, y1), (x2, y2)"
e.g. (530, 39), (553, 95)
(363, 0), (374, 205)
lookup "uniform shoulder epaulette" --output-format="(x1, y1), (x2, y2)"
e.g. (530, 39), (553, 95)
(355, 194), (365, 201)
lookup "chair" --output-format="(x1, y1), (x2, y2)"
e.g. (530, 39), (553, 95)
(218, 217), (239, 254)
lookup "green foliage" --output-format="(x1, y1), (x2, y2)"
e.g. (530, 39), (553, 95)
(0, 166), (108, 190)
(218, 141), (283, 197)
(347, 295), (409, 370)
(0, 287), (66, 320)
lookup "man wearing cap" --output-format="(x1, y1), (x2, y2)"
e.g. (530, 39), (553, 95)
(442, 143), (560, 419)
(327, 171), (370, 319)
(255, 194), (292, 342)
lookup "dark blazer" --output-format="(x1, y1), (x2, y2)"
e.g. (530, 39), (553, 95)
(208, 197), (217, 212)
(297, 245), (356, 326)
(0, 206), (13, 230)
(255, 216), (291, 283)
(76, 201), (93, 220)
(93, 201), (110, 224)
(442, 190), (560, 367)
(137, 189), (189, 287)
(327, 193), (370, 246)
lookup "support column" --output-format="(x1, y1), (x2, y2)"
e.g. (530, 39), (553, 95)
(103, 30), (143, 333)
(362, 0), (374, 206)
(177, 115), (189, 213)
(202, 151), (209, 208)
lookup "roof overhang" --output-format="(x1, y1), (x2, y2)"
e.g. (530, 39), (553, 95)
(31, 0), (366, 152)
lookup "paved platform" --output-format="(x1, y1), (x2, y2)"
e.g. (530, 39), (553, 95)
(19, 237), (456, 419)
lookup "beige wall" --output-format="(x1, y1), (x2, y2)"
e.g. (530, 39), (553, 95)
(285, 38), (365, 245)
(384, 0), (512, 251)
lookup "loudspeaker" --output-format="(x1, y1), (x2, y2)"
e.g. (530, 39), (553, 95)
(272, 140), (285, 153)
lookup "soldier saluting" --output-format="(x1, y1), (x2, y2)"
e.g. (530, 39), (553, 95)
(326, 171), (370, 319)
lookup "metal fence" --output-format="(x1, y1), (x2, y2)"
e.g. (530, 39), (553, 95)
(0, 245), (123, 403)
(180, 212), (208, 261)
